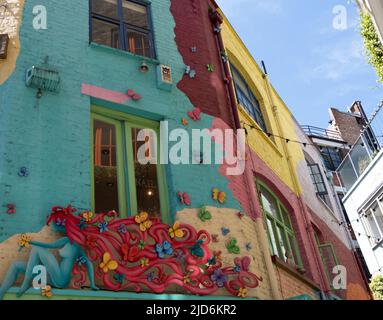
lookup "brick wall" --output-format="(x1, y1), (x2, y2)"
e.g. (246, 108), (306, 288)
(330, 108), (365, 146)
(170, 0), (235, 129)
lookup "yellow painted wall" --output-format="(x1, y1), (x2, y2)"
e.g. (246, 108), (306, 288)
(220, 11), (304, 196)
(0, 0), (24, 85)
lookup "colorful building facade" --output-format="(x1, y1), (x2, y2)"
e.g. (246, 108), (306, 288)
(0, 0), (371, 300)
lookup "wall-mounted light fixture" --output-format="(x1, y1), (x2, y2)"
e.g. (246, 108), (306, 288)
(139, 61), (149, 73)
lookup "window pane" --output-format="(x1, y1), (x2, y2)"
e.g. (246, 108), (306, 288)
(260, 186), (280, 219)
(92, 18), (120, 49)
(132, 128), (161, 219)
(276, 225), (288, 261)
(373, 204), (383, 235)
(288, 234), (300, 266)
(266, 218), (279, 256)
(123, 0), (148, 28)
(365, 209), (381, 239)
(231, 65), (267, 132)
(94, 120), (120, 213)
(126, 29), (151, 57)
(91, 0), (119, 20)
(281, 207), (292, 229)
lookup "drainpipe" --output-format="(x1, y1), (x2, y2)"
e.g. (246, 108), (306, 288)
(260, 69), (332, 298)
(209, 7), (282, 300)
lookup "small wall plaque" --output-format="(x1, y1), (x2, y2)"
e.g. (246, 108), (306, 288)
(156, 64), (173, 91)
(0, 34), (10, 59)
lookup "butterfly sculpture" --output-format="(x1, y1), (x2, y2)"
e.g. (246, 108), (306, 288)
(234, 256), (251, 272)
(82, 211), (94, 222)
(187, 107), (202, 121)
(76, 256), (87, 267)
(156, 241), (174, 259)
(98, 221), (108, 233)
(208, 250), (222, 266)
(226, 238), (240, 255)
(78, 219), (87, 230)
(211, 234), (219, 243)
(189, 240), (205, 258)
(134, 211), (153, 232)
(168, 221), (184, 239)
(121, 244), (139, 263)
(118, 224), (127, 234)
(147, 272), (156, 282)
(41, 285), (53, 298)
(185, 65), (196, 79)
(178, 192), (191, 206)
(221, 227), (230, 236)
(212, 188), (226, 204)
(138, 240), (145, 251)
(55, 217), (66, 227)
(198, 207), (212, 222)
(140, 258), (150, 268)
(114, 273), (125, 284)
(183, 273), (191, 284)
(6, 204), (16, 214)
(237, 287), (247, 298)
(127, 89), (142, 101)
(175, 249), (186, 262)
(18, 234), (31, 251)
(206, 64), (215, 72)
(99, 252), (118, 273)
(18, 167), (29, 177)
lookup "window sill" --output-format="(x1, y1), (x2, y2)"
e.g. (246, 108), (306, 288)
(271, 255), (320, 290)
(238, 106), (283, 158)
(89, 42), (160, 65)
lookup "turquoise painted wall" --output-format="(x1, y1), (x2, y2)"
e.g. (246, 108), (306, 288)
(0, 0), (241, 242)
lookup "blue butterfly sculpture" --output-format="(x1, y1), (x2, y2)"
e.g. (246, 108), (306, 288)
(155, 241), (174, 259)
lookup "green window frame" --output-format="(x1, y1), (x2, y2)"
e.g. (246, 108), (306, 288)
(90, 105), (170, 223)
(314, 231), (339, 288)
(256, 180), (303, 269)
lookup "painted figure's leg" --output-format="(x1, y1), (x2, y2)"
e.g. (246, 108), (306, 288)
(17, 247), (43, 296)
(0, 262), (27, 300)
(18, 247), (63, 296)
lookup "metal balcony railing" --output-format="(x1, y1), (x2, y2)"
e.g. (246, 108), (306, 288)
(336, 102), (383, 193)
(301, 125), (344, 142)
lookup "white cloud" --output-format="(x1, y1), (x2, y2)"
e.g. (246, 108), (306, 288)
(301, 37), (366, 83)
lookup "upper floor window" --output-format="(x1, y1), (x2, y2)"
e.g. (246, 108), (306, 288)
(360, 195), (383, 247)
(257, 181), (303, 268)
(320, 146), (342, 171)
(230, 65), (268, 132)
(90, 0), (155, 58)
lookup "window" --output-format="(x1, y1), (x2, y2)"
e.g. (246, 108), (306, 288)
(90, 0), (155, 58)
(307, 163), (328, 198)
(360, 196), (383, 246)
(320, 146), (342, 171)
(314, 230), (339, 287)
(230, 65), (268, 132)
(257, 181), (303, 268)
(92, 109), (169, 222)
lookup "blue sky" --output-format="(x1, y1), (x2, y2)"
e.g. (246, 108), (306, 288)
(216, 0), (383, 128)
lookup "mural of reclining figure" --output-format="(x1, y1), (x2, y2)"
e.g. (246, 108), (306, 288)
(0, 206), (98, 300)
(0, 205), (262, 299)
